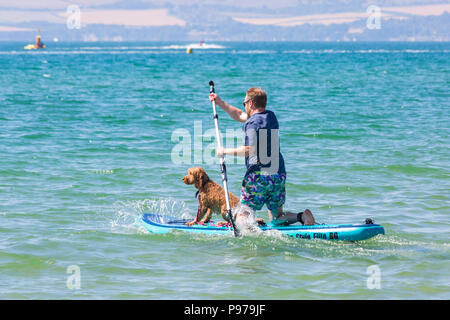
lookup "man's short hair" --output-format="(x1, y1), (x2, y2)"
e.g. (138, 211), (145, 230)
(246, 87), (267, 109)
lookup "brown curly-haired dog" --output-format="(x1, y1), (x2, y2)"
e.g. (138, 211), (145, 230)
(182, 167), (240, 226)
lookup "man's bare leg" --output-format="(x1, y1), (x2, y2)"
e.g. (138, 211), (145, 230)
(268, 206), (315, 225)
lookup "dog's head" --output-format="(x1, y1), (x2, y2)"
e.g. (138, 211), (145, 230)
(182, 167), (210, 190)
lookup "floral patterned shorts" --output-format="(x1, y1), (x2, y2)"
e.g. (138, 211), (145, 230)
(240, 172), (286, 211)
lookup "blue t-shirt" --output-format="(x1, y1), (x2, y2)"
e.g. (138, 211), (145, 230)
(243, 110), (286, 175)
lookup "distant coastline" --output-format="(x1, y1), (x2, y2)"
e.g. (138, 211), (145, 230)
(0, 3), (449, 42)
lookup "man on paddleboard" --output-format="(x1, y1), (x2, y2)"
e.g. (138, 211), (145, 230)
(210, 87), (315, 226)
(35, 35), (45, 49)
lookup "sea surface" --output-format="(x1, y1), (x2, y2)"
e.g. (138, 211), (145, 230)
(0, 41), (449, 299)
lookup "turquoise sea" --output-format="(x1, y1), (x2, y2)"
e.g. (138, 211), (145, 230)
(0, 41), (449, 299)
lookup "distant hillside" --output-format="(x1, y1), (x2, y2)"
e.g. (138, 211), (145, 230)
(0, 1), (449, 41)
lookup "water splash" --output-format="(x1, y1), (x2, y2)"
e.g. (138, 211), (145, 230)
(232, 203), (263, 236)
(110, 198), (192, 234)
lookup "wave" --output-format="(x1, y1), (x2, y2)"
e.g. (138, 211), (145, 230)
(1, 46), (448, 55)
(161, 43), (226, 49)
(110, 198), (193, 234)
(0, 43), (226, 55)
(282, 49), (450, 54)
(0, 50), (190, 55)
(51, 44), (226, 50)
(47, 43), (225, 51)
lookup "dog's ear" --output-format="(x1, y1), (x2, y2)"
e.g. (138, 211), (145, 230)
(197, 168), (209, 189)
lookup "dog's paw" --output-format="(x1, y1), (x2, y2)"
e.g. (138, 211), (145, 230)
(185, 220), (197, 226)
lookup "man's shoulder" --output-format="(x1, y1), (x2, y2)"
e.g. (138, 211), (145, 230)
(244, 115), (261, 130)
(265, 109), (277, 118)
(244, 110), (278, 130)
(261, 109), (279, 128)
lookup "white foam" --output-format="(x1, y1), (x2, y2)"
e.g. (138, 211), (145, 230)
(232, 203), (263, 236)
(162, 43), (226, 49)
(111, 198), (192, 234)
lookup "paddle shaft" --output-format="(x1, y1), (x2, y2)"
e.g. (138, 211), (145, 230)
(209, 81), (239, 237)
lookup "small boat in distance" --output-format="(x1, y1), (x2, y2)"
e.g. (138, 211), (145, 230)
(24, 33), (46, 50)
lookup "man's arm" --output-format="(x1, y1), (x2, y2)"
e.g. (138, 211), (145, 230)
(216, 145), (252, 157)
(210, 93), (248, 123)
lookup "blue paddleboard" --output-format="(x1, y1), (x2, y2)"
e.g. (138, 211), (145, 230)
(140, 213), (384, 241)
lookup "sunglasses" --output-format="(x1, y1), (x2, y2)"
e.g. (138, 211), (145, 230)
(242, 99), (252, 107)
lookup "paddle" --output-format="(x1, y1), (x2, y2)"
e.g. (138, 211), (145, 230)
(209, 80), (239, 237)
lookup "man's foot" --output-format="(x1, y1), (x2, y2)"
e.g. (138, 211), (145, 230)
(256, 218), (266, 227)
(298, 209), (315, 225)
